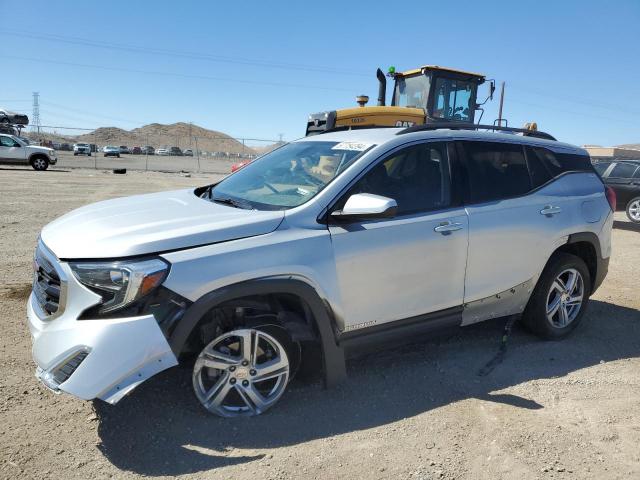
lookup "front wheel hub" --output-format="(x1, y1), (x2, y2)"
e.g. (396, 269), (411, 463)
(192, 328), (290, 417)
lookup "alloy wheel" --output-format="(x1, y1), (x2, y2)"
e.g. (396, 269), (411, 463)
(33, 158), (47, 170)
(192, 328), (290, 417)
(546, 268), (584, 328)
(629, 200), (640, 222)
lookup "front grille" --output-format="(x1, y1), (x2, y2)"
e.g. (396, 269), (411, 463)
(33, 244), (64, 317)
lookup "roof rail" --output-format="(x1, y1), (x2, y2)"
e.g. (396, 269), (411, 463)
(397, 122), (557, 141)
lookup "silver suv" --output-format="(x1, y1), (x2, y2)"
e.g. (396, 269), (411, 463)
(27, 126), (613, 416)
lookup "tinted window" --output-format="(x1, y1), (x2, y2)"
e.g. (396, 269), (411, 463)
(525, 146), (554, 188)
(556, 152), (593, 172)
(593, 162), (611, 175)
(461, 141), (531, 203)
(349, 142), (450, 215)
(609, 163), (639, 179)
(0, 136), (19, 147)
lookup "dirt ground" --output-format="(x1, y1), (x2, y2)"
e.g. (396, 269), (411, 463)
(0, 166), (639, 480)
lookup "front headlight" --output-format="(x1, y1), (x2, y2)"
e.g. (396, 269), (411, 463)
(70, 258), (169, 315)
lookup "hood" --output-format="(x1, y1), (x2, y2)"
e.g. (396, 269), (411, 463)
(41, 189), (285, 259)
(28, 145), (54, 154)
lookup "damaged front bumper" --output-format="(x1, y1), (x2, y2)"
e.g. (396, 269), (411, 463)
(27, 289), (178, 404)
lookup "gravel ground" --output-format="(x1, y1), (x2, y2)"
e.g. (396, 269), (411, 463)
(0, 166), (639, 480)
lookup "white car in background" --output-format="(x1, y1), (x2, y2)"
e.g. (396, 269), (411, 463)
(73, 143), (92, 156)
(0, 134), (57, 170)
(156, 148), (170, 156)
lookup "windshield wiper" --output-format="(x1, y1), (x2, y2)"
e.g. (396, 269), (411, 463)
(212, 196), (253, 210)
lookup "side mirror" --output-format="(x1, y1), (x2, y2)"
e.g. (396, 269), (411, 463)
(331, 193), (397, 221)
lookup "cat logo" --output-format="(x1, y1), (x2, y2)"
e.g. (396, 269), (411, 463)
(394, 121), (416, 127)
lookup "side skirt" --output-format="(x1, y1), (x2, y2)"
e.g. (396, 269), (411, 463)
(337, 306), (463, 351)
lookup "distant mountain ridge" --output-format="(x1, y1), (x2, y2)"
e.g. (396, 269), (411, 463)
(28, 122), (278, 154)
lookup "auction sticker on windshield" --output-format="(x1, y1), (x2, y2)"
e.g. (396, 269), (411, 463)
(332, 142), (373, 151)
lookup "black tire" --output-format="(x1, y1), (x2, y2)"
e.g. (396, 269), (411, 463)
(626, 197), (640, 223)
(31, 156), (49, 171)
(117, 154), (120, 158)
(73, 152), (78, 156)
(522, 252), (591, 339)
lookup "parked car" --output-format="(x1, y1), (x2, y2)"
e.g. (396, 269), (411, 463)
(131, 146), (142, 155)
(27, 126), (612, 417)
(156, 148), (169, 156)
(183, 149), (194, 157)
(103, 146), (120, 158)
(119, 146), (130, 154)
(0, 133), (57, 170)
(73, 143), (92, 156)
(169, 146), (183, 156)
(90, 144), (98, 153)
(59, 143), (72, 151)
(231, 159), (251, 172)
(0, 108), (29, 126)
(594, 160), (640, 222)
(141, 145), (155, 155)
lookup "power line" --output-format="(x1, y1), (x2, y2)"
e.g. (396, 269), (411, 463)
(0, 29), (370, 78)
(0, 54), (356, 93)
(40, 101), (144, 125)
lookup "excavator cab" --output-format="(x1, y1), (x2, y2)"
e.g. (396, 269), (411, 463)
(391, 66), (486, 122)
(306, 65), (491, 135)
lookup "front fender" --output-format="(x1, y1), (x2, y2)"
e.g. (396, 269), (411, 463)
(168, 277), (347, 388)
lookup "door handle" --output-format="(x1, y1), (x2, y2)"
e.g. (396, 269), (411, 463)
(434, 221), (463, 234)
(540, 205), (562, 216)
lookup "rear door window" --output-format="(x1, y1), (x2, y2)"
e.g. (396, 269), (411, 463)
(460, 141), (531, 203)
(525, 146), (554, 188)
(609, 162), (639, 179)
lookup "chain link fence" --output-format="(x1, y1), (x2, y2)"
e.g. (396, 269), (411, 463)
(24, 124), (283, 174)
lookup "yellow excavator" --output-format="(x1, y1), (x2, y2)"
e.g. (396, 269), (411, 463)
(306, 65), (496, 135)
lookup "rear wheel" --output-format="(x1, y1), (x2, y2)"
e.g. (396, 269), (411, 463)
(522, 253), (591, 339)
(626, 197), (640, 223)
(31, 156), (49, 171)
(192, 327), (293, 417)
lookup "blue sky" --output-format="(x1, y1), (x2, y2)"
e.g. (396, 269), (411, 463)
(1, 0), (638, 146)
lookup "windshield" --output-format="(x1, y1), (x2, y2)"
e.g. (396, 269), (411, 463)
(209, 141), (373, 209)
(393, 74), (430, 108)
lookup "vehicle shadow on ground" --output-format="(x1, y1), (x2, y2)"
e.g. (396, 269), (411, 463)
(95, 300), (640, 476)
(613, 220), (640, 232)
(0, 167), (69, 173)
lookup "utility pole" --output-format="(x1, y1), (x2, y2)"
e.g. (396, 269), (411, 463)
(32, 92), (41, 137)
(278, 133), (284, 143)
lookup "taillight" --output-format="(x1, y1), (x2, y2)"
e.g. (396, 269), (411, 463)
(605, 186), (616, 212)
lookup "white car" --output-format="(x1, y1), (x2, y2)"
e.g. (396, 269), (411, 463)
(0, 134), (57, 170)
(73, 143), (91, 156)
(156, 148), (170, 156)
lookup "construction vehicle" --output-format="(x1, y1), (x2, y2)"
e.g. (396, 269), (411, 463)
(306, 65), (495, 135)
